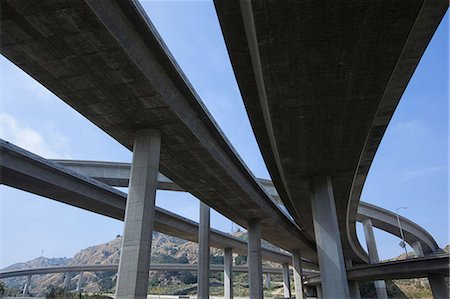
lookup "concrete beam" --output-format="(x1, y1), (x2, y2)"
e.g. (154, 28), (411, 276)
(63, 272), (70, 299)
(310, 176), (349, 298)
(292, 249), (305, 299)
(282, 262), (291, 298)
(197, 202), (210, 298)
(362, 218), (388, 299)
(428, 274), (450, 299)
(76, 271), (84, 292)
(412, 241), (449, 299)
(346, 259), (361, 299)
(265, 273), (271, 290)
(115, 129), (161, 299)
(1, 263), (302, 280)
(1, 140), (314, 269)
(248, 219), (263, 298)
(22, 274), (31, 297)
(224, 247), (233, 299)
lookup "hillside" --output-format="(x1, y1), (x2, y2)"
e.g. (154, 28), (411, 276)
(0, 232), (229, 296)
(1, 234), (447, 298)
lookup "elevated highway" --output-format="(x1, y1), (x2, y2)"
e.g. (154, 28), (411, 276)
(0, 0), (315, 259)
(53, 159), (441, 257)
(0, 139), (314, 269)
(306, 254), (450, 283)
(0, 264), (296, 279)
(214, 0), (447, 269)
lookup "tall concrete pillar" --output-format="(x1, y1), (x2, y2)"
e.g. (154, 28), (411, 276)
(22, 274), (31, 297)
(265, 273), (271, 289)
(63, 272), (70, 299)
(310, 176), (350, 299)
(76, 271), (84, 292)
(292, 249), (305, 299)
(362, 218), (388, 299)
(346, 259), (361, 299)
(316, 284), (323, 299)
(412, 241), (424, 258)
(197, 202), (210, 298)
(428, 274), (450, 299)
(282, 262), (291, 298)
(224, 247), (233, 299)
(412, 242), (449, 299)
(115, 129), (161, 299)
(248, 219), (263, 298)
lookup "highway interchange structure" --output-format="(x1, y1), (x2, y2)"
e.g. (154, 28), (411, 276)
(0, 0), (449, 298)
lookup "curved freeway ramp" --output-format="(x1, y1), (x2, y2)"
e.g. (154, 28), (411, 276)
(213, 0), (448, 265)
(53, 159), (442, 261)
(0, 0), (314, 258)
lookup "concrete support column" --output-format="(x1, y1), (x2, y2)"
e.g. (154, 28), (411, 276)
(224, 247), (233, 299)
(63, 272), (70, 299)
(428, 274), (450, 299)
(265, 273), (271, 290)
(115, 129), (161, 299)
(346, 259), (361, 299)
(412, 242), (449, 299)
(310, 176), (350, 299)
(292, 249), (305, 299)
(362, 218), (388, 299)
(412, 241), (424, 258)
(22, 274), (31, 297)
(316, 284), (323, 299)
(282, 262), (291, 298)
(248, 219), (263, 299)
(76, 271), (84, 292)
(197, 202), (210, 298)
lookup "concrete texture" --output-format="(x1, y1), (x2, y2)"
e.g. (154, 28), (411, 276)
(310, 177), (349, 298)
(428, 274), (450, 299)
(224, 248), (233, 299)
(0, 0), (314, 258)
(307, 254), (450, 283)
(63, 273), (70, 299)
(214, 0), (448, 265)
(55, 160), (442, 261)
(362, 218), (388, 299)
(76, 272), (83, 292)
(197, 202), (210, 298)
(282, 262), (291, 298)
(248, 220), (263, 299)
(0, 140), (312, 269)
(22, 274), (31, 296)
(0, 263), (295, 280)
(292, 249), (305, 299)
(346, 259), (361, 299)
(115, 129), (161, 299)
(412, 241), (449, 299)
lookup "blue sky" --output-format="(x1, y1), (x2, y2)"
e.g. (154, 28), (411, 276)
(0, 1), (448, 268)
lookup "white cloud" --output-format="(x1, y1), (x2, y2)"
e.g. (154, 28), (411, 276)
(0, 112), (70, 159)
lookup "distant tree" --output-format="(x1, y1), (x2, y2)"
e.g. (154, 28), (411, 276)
(148, 278), (160, 287)
(235, 255), (247, 265)
(0, 281), (5, 295)
(180, 272), (197, 284)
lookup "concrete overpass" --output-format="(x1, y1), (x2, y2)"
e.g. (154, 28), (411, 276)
(306, 254), (450, 283)
(1, 0), (448, 298)
(214, 1), (448, 297)
(0, 139), (318, 269)
(0, 264), (295, 279)
(52, 159), (441, 257)
(0, 0), (314, 259)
